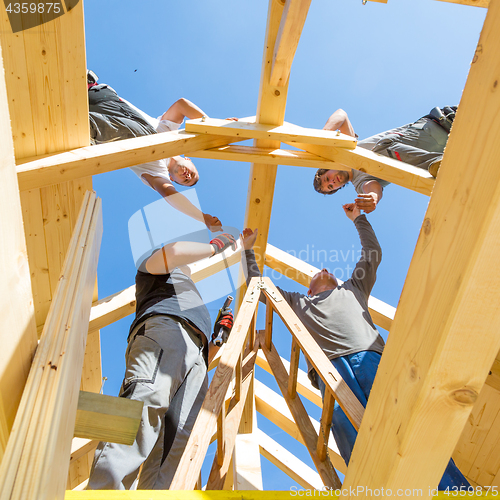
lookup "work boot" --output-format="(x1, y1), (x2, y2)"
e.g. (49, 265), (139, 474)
(429, 160), (441, 178)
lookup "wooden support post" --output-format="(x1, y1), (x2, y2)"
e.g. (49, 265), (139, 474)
(74, 391), (143, 445)
(257, 429), (324, 490)
(0, 191), (102, 500)
(344, 0), (500, 493)
(258, 331), (342, 488)
(261, 278), (364, 430)
(265, 304), (274, 349)
(265, 243), (395, 332)
(270, 0), (312, 87)
(317, 391), (335, 462)
(288, 339), (300, 400)
(233, 433), (264, 490)
(0, 41), (38, 457)
(254, 379), (346, 474)
(206, 340), (259, 490)
(235, 355), (242, 402)
(169, 278), (261, 490)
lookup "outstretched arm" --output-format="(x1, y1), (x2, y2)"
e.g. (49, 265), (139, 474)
(323, 109), (356, 138)
(161, 97), (207, 124)
(143, 173), (222, 232)
(355, 180), (383, 214)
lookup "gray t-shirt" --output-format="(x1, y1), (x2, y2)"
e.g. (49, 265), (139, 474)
(350, 168), (390, 195)
(244, 215), (385, 385)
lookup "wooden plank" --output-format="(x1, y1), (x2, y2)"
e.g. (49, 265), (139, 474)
(453, 383), (500, 479)
(185, 118), (357, 149)
(0, 192), (102, 500)
(265, 243), (395, 332)
(288, 339), (300, 399)
(258, 331), (342, 488)
(217, 406), (226, 467)
(0, 42), (38, 459)
(169, 278), (261, 490)
(17, 131), (234, 190)
(289, 141), (435, 197)
(317, 391), (335, 462)
(261, 277), (364, 430)
(257, 429), (324, 490)
(206, 340), (259, 490)
(233, 433), (263, 490)
(190, 144), (339, 169)
(343, 1), (500, 493)
(74, 391), (143, 446)
(269, 0), (312, 87)
(256, 349), (323, 408)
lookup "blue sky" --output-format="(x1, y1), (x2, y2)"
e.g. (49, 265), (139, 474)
(85, 0), (486, 490)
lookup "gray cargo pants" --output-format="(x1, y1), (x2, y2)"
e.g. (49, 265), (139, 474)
(358, 117), (449, 172)
(87, 315), (208, 490)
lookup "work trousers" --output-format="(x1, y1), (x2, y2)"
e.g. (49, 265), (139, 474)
(317, 351), (470, 490)
(87, 315), (208, 490)
(358, 118), (448, 172)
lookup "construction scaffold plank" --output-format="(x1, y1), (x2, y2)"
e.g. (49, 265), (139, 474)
(0, 191), (102, 500)
(0, 42), (38, 458)
(343, 0), (500, 493)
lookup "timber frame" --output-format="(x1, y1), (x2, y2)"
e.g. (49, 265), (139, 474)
(1, 0), (500, 498)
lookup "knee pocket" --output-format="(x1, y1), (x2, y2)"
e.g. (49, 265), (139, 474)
(122, 335), (164, 390)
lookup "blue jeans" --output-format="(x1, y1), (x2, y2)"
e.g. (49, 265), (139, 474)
(317, 351), (469, 490)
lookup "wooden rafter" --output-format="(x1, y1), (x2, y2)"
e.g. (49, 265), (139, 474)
(344, 0), (500, 492)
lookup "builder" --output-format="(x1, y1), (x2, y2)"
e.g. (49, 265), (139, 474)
(313, 106), (456, 213)
(87, 70), (222, 231)
(241, 205), (469, 489)
(87, 233), (236, 490)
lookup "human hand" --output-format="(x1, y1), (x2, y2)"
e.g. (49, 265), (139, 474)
(240, 228), (258, 250)
(355, 193), (378, 214)
(203, 213), (222, 232)
(343, 203), (361, 221)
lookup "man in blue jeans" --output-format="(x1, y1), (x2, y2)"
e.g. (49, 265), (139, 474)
(241, 205), (468, 489)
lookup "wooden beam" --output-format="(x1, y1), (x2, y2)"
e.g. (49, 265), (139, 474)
(257, 429), (324, 490)
(0, 41), (38, 458)
(185, 118), (356, 149)
(261, 278), (364, 430)
(344, 1), (500, 493)
(258, 332), (342, 488)
(0, 191), (102, 500)
(265, 242), (396, 332)
(17, 131), (234, 191)
(290, 141), (435, 196)
(169, 278), (261, 490)
(256, 349), (323, 408)
(254, 378), (345, 474)
(269, 0), (312, 87)
(486, 354), (500, 392)
(74, 391), (143, 446)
